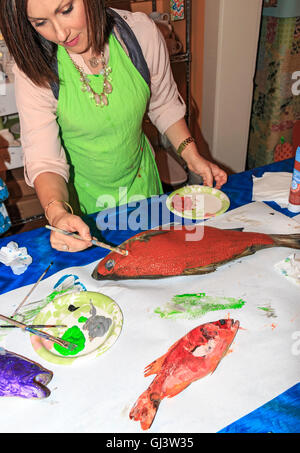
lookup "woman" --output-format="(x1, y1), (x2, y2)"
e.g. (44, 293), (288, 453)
(0, 0), (227, 252)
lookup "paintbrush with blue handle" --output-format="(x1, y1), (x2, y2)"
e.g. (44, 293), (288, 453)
(0, 314), (77, 352)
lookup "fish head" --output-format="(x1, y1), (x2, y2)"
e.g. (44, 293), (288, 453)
(92, 252), (123, 280)
(211, 319), (240, 348)
(91, 229), (172, 280)
(211, 319), (240, 342)
(0, 349), (53, 398)
(192, 319), (239, 344)
(215, 319), (240, 332)
(188, 319), (239, 347)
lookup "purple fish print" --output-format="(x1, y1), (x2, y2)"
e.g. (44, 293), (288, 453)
(0, 347), (53, 398)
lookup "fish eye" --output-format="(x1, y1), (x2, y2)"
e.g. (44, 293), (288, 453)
(105, 259), (115, 271)
(219, 319), (226, 325)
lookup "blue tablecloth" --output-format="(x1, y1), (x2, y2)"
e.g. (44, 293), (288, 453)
(0, 158), (299, 433)
(0, 159), (296, 297)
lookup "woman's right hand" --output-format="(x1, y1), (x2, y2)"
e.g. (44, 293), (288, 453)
(48, 209), (93, 253)
(34, 173), (92, 252)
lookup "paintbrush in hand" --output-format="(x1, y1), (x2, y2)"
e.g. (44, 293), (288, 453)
(45, 225), (128, 256)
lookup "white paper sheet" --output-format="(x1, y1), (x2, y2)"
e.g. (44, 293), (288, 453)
(293, 214), (300, 225)
(252, 172), (292, 207)
(205, 201), (300, 234)
(0, 203), (299, 433)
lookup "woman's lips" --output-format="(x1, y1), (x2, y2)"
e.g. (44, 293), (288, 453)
(64, 34), (80, 47)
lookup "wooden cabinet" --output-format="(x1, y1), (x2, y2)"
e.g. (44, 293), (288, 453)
(0, 82), (44, 232)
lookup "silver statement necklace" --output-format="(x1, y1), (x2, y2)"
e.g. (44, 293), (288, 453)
(68, 51), (113, 107)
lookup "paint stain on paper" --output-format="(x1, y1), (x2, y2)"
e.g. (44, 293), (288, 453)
(154, 293), (246, 319)
(257, 305), (277, 318)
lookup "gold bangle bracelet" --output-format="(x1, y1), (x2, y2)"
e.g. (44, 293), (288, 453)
(176, 136), (195, 156)
(44, 200), (73, 223)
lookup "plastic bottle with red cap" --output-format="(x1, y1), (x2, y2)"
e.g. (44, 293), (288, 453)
(288, 146), (300, 213)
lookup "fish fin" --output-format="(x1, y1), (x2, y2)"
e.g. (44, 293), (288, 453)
(184, 245), (272, 276)
(222, 227), (245, 232)
(183, 265), (217, 275)
(269, 233), (300, 249)
(126, 229), (169, 245)
(144, 353), (168, 377)
(129, 389), (160, 430)
(166, 381), (190, 398)
(144, 339), (183, 376)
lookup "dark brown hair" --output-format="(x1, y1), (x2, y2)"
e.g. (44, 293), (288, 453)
(0, 0), (113, 87)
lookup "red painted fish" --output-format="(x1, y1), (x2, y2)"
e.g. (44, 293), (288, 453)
(130, 318), (239, 430)
(92, 225), (300, 280)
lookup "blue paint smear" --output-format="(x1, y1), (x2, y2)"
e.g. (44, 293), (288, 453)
(219, 383), (300, 433)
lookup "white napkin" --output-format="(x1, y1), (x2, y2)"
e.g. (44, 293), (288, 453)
(252, 172), (292, 207)
(0, 241), (32, 275)
(274, 253), (300, 287)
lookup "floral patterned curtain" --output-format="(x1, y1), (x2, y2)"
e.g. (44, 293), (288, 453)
(247, 0), (300, 169)
(0, 178), (11, 235)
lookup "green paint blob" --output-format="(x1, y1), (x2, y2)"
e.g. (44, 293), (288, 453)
(78, 316), (88, 323)
(155, 293), (246, 319)
(53, 325), (86, 356)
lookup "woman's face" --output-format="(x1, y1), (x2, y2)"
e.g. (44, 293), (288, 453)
(27, 0), (89, 53)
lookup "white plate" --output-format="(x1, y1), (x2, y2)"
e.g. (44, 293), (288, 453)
(166, 185), (230, 220)
(30, 291), (123, 366)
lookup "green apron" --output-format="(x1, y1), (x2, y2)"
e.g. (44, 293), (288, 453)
(56, 33), (163, 215)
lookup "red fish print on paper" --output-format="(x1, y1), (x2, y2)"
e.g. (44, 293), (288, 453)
(92, 225), (300, 280)
(130, 319), (239, 430)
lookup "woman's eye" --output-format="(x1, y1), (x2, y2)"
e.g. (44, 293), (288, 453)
(35, 21), (46, 28)
(62, 4), (74, 15)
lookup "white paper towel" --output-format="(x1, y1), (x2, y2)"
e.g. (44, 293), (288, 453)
(274, 253), (300, 287)
(252, 172), (292, 207)
(0, 241), (32, 275)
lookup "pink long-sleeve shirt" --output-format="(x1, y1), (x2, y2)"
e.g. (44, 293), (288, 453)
(13, 9), (186, 187)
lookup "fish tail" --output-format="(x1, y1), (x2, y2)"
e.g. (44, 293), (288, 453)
(269, 233), (300, 249)
(129, 389), (161, 430)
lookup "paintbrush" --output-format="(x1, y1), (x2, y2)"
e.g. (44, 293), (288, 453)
(12, 261), (54, 318)
(0, 314), (77, 351)
(0, 324), (67, 329)
(45, 225), (128, 256)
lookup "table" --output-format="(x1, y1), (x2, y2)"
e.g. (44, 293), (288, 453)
(0, 159), (299, 434)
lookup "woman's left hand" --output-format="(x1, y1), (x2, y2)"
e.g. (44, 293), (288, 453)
(182, 147), (227, 189)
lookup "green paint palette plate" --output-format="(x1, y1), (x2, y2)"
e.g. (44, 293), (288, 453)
(166, 185), (230, 220)
(30, 291), (123, 365)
